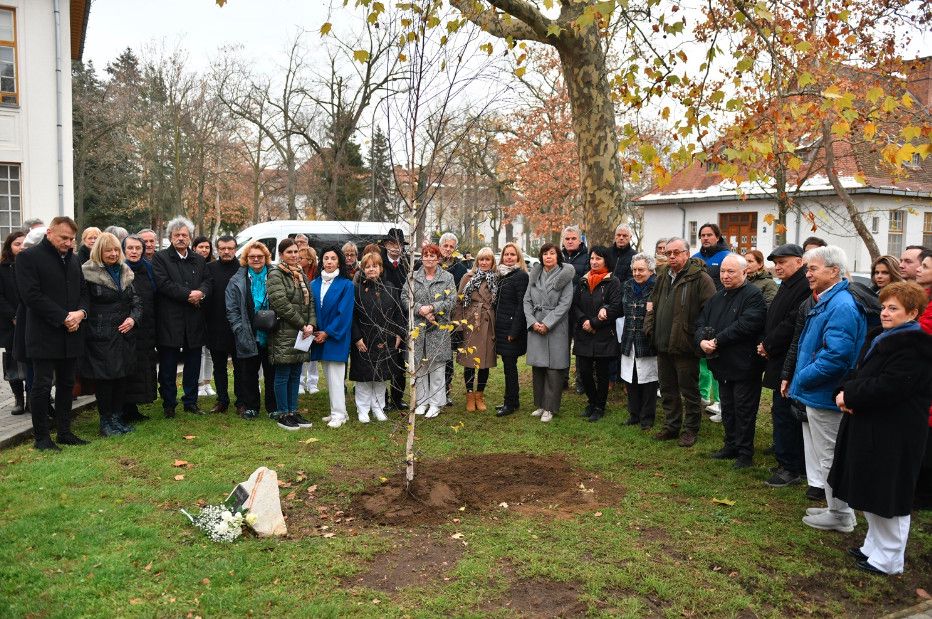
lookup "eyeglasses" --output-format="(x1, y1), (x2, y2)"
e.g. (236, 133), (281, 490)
(664, 249), (687, 257)
(247, 255), (265, 261)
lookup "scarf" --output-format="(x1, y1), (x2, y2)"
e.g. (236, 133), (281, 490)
(586, 267), (610, 293)
(462, 269), (498, 308)
(104, 263), (123, 291)
(126, 257), (156, 291)
(631, 275), (655, 299)
(248, 266), (269, 310)
(864, 320), (921, 362)
(497, 263), (518, 277)
(278, 262), (310, 305)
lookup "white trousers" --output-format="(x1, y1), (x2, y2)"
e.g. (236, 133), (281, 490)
(804, 406), (854, 518)
(323, 361), (347, 420)
(861, 512), (911, 574)
(415, 365), (446, 408)
(199, 347), (213, 382)
(301, 361), (319, 389)
(355, 381), (386, 415)
(801, 421), (823, 489)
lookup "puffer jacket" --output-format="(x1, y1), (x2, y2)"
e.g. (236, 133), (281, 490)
(747, 270), (778, 307)
(266, 266), (315, 366)
(787, 279), (867, 410)
(494, 268), (529, 358)
(644, 258), (716, 356)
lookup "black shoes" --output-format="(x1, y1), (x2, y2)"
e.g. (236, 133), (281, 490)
(291, 413), (313, 428)
(765, 468), (802, 487)
(123, 408), (150, 422)
(580, 405), (592, 418)
(847, 547), (868, 561)
(241, 409), (259, 419)
(276, 414), (301, 431)
(210, 402), (229, 414)
(855, 559), (886, 575)
(655, 428), (679, 441)
(587, 407), (605, 422)
(57, 432), (89, 446)
(34, 436), (61, 451)
(710, 448), (739, 460)
(496, 405), (517, 417)
(733, 457), (753, 469)
(624, 417), (640, 426)
(184, 404), (205, 415)
(163, 406), (176, 419)
(100, 418), (125, 437)
(806, 486), (826, 501)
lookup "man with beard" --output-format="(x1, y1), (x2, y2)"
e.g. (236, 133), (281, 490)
(205, 235), (241, 414)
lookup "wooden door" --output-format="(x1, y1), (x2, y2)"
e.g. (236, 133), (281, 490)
(719, 212), (758, 254)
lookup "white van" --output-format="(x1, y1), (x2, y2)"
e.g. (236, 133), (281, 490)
(235, 220), (410, 262)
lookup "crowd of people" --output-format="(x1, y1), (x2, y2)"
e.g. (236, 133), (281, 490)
(3, 216), (931, 575)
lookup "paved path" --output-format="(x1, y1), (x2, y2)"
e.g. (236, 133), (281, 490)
(0, 379), (96, 448)
(883, 600), (932, 619)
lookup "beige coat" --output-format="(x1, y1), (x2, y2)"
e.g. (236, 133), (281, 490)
(455, 272), (497, 369)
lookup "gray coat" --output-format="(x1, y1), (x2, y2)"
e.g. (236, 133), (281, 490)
(225, 267), (261, 359)
(523, 263), (575, 370)
(410, 267), (456, 375)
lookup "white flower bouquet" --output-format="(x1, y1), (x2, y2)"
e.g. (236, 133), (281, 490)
(181, 504), (258, 543)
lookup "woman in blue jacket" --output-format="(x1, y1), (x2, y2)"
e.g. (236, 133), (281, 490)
(311, 246), (355, 428)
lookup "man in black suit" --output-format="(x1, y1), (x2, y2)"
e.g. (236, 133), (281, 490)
(205, 235), (240, 413)
(152, 217), (212, 417)
(381, 228), (409, 410)
(16, 216), (89, 450)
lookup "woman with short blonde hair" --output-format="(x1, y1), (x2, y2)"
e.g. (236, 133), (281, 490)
(455, 247), (498, 411)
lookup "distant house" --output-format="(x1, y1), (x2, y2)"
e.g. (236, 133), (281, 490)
(637, 57), (932, 273)
(0, 0), (89, 238)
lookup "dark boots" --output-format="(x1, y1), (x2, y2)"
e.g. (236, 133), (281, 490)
(123, 403), (149, 422)
(9, 380), (24, 415)
(99, 411), (132, 437)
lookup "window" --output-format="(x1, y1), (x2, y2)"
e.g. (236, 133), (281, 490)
(888, 210), (905, 257)
(871, 216), (880, 234)
(923, 212), (932, 249)
(0, 9), (16, 105)
(0, 163), (20, 240)
(688, 221), (697, 247)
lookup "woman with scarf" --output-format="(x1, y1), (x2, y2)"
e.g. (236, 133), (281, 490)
(455, 247), (499, 412)
(411, 244), (456, 418)
(121, 234), (158, 422)
(267, 238), (316, 431)
(79, 232), (143, 437)
(571, 245), (622, 422)
(298, 245), (320, 395)
(310, 246), (355, 428)
(828, 281), (932, 575)
(225, 240), (277, 420)
(619, 253), (659, 429)
(0, 231), (25, 415)
(494, 243), (529, 417)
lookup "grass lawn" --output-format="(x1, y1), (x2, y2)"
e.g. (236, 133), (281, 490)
(1, 360), (929, 618)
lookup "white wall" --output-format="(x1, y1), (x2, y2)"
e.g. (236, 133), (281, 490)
(0, 0), (74, 226)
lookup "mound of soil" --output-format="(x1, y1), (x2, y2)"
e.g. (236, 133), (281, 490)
(349, 452), (623, 526)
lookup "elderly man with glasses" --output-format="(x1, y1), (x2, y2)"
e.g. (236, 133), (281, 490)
(644, 237), (716, 447)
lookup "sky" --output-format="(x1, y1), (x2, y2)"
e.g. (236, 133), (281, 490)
(83, 0), (335, 73)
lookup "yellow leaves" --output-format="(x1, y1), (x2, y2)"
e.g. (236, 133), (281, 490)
(863, 122), (877, 141)
(639, 143), (658, 163)
(353, 50), (370, 63)
(712, 497), (736, 506)
(546, 24), (563, 38)
(797, 72), (815, 89)
(853, 173), (866, 186)
(514, 67), (526, 79)
(749, 139), (772, 156)
(821, 86), (842, 100)
(881, 96), (899, 113)
(753, 2), (774, 21)
(901, 125), (921, 141)
(410, 327), (420, 340)
(902, 93), (914, 109)
(450, 421), (464, 433)
(763, 214), (776, 226)
(443, 289), (451, 295)
(794, 41), (812, 53)
(830, 120), (850, 138)
(866, 86), (884, 105)
(434, 293), (441, 299)
(895, 143), (918, 166)
(479, 43), (494, 56)
(473, 357), (481, 365)
(787, 156), (803, 172)
(319, 22), (332, 36)
(775, 223), (787, 234)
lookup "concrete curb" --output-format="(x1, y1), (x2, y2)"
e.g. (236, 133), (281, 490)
(0, 395), (97, 449)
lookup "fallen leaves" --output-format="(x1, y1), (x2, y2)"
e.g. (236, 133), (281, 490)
(174, 474), (185, 481)
(182, 435), (196, 440)
(172, 460), (191, 468)
(711, 497), (736, 506)
(301, 437), (319, 445)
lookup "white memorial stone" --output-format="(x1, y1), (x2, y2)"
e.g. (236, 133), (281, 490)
(236, 467), (287, 538)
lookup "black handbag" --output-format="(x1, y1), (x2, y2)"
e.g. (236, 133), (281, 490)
(252, 309), (278, 331)
(790, 399), (808, 422)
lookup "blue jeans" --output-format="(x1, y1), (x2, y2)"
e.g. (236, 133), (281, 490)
(772, 390), (804, 475)
(273, 363), (302, 414)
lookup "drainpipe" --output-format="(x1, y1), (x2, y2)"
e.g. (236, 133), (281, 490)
(678, 205), (687, 238)
(52, 0), (65, 216)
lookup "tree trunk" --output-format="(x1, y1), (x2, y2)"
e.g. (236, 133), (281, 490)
(821, 121), (880, 261)
(556, 39), (621, 245)
(773, 166), (788, 247)
(286, 152), (298, 220)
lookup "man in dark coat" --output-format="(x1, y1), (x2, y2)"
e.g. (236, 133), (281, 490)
(205, 235), (240, 414)
(757, 244), (810, 487)
(15, 217), (89, 450)
(152, 217), (212, 417)
(380, 228), (409, 410)
(561, 225), (589, 392)
(122, 234), (158, 421)
(608, 224), (636, 285)
(644, 237), (716, 447)
(695, 254), (767, 468)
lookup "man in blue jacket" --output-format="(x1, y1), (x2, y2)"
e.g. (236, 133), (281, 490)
(787, 245), (866, 533)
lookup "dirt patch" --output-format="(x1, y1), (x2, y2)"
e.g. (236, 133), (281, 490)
(348, 453), (624, 526)
(483, 578), (587, 618)
(345, 533), (465, 592)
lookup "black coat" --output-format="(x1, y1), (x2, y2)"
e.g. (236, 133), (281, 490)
(609, 244), (636, 286)
(761, 268), (811, 388)
(572, 273), (622, 358)
(694, 282), (766, 381)
(0, 261), (18, 349)
(124, 259), (158, 404)
(562, 244), (589, 287)
(152, 248), (212, 349)
(349, 278), (404, 382)
(16, 237), (89, 360)
(79, 263), (143, 380)
(619, 277), (656, 359)
(205, 259), (239, 352)
(828, 328), (932, 517)
(381, 248), (409, 292)
(494, 268), (529, 357)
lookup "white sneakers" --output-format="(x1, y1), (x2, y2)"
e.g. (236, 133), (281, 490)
(372, 409), (388, 422)
(358, 411), (371, 424)
(197, 384), (215, 397)
(540, 410), (553, 422)
(802, 511), (856, 533)
(531, 408), (543, 417)
(327, 414), (347, 429)
(706, 402), (721, 414)
(425, 406), (440, 418)
(414, 404), (427, 416)
(709, 413), (722, 423)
